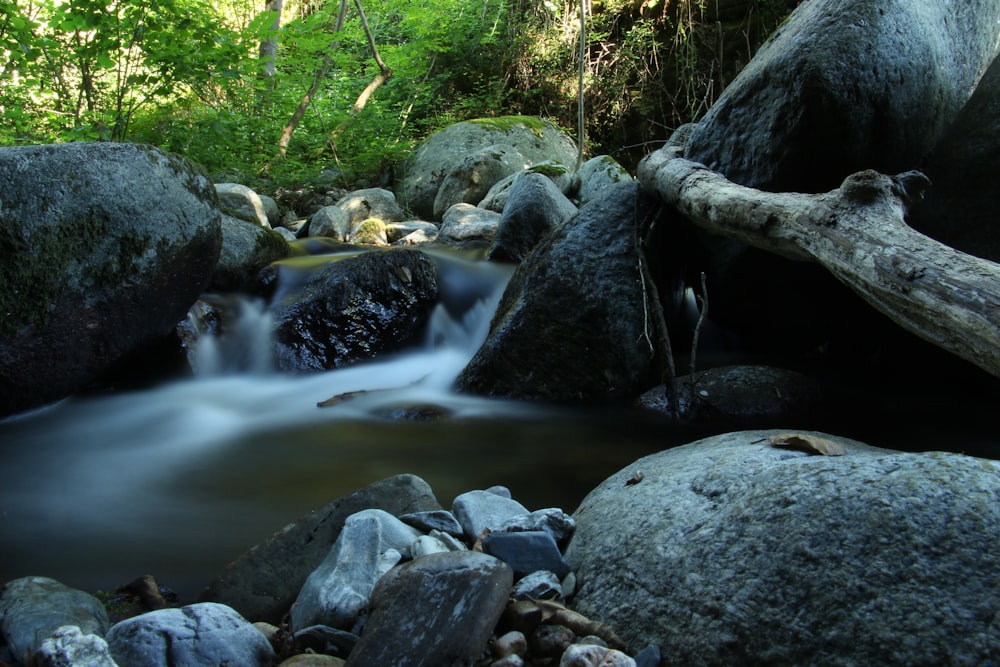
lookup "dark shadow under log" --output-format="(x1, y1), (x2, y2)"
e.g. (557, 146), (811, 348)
(638, 146), (1000, 378)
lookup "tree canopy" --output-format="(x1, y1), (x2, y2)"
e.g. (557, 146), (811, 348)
(0, 0), (791, 188)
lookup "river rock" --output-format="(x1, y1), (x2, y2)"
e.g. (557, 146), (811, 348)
(34, 625), (118, 667)
(685, 0), (1000, 193)
(105, 602), (275, 667)
(344, 551), (513, 666)
(483, 530), (569, 579)
(0, 577), (110, 662)
(487, 172), (579, 263)
(478, 161), (576, 214)
(200, 474), (441, 625)
(511, 570), (563, 601)
(559, 644), (635, 667)
(209, 214), (289, 291)
(334, 187), (406, 226)
(291, 509), (424, 631)
(271, 248), (439, 371)
(565, 429), (1000, 663)
(438, 203), (501, 248)
(575, 156), (632, 208)
(400, 509), (464, 537)
(497, 508), (575, 544)
(0, 142), (221, 417)
(307, 206), (352, 241)
(398, 116), (578, 219)
(215, 183), (271, 228)
(456, 181), (666, 402)
(908, 53), (1000, 262)
(452, 489), (530, 540)
(433, 144), (530, 220)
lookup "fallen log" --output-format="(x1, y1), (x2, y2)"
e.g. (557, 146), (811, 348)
(637, 146), (1000, 378)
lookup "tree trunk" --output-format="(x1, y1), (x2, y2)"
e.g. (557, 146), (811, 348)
(258, 0), (283, 79)
(637, 146), (1000, 378)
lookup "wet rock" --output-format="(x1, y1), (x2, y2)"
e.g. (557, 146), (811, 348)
(511, 570), (563, 601)
(200, 474), (440, 625)
(106, 602), (275, 667)
(34, 625), (117, 667)
(398, 116), (578, 219)
(487, 172), (579, 263)
(399, 509), (464, 537)
(452, 489), (530, 540)
(291, 509), (422, 631)
(271, 248), (439, 371)
(482, 530), (570, 579)
(0, 143), (221, 417)
(565, 429), (1000, 663)
(345, 551), (513, 666)
(0, 577), (110, 661)
(456, 182), (666, 402)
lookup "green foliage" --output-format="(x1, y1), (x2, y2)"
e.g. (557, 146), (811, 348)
(1, 0), (789, 188)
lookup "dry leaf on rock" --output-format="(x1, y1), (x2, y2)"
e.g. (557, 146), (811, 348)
(767, 433), (847, 456)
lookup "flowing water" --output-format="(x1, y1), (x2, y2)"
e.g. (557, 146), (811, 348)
(0, 248), (685, 599)
(2, 245), (999, 601)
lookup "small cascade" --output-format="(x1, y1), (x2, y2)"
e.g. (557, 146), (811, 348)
(186, 295), (276, 377)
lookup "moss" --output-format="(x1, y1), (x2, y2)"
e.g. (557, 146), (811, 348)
(468, 115), (549, 136)
(529, 162), (571, 177)
(255, 226), (290, 259)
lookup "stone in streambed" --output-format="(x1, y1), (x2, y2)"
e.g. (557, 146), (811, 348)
(105, 602), (275, 667)
(482, 530), (570, 579)
(345, 551), (513, 666)
(34, 625), (118, 667)
(452, 489), (530, 541)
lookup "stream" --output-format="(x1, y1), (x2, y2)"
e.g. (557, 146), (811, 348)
(2, 245), (999, 602)
(0, 248), (684, 600)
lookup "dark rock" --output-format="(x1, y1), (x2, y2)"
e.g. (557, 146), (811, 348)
(909, 53), (1000, 262)
(635, 364), (824, 426)
(511, 570), (562, 601)
(528, 624), (574, 659)
(105, 602), (275, 667)
(632, 645), (662, 667)
(344, 551), (513, 666)
(575, 155), (633, 209)
(271, 248), (439, 371)
(0, 143), (221, 417)
(482, 530), (569, 579)
(399, 509), (465, 537)
(199, 474), (441, 625)
(0, 577), (110, 661)
(288, 625), (359, 659)
(488, 172), (579, 263)
(210, 214), (289, 291)
(565, 430), (1000, 663)
(456, 181), (666, 402)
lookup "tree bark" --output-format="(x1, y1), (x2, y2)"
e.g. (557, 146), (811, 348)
(637, 146), (1000, 378)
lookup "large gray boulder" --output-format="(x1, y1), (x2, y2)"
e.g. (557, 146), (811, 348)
(909, 53), (1000, 262)
(200, 474), (440, 624)
(565, 430), (1000, 663)
(0, 143), (221, 417)
(209, 214), (289, 291)
(685, 0), (1000, 193)
(397, 116), (578, 219)
(455, 182), (664, 402)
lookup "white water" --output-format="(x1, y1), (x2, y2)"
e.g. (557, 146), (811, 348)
(0, 248), (676, 597)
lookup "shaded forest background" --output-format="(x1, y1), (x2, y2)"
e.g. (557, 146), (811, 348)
(0, 0), (794, 189)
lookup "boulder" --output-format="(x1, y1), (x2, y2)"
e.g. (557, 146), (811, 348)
(909, 53), (1000, 262)
(307, 206), (352, 241)
(685, 0), (1000, 193)
(271, 248), (439, 371)
(455, 182), (665, 402)
(344, 551), (513, 666)
(575, 155), (633, 208)
(437, 204), (501, 248)
(565, 430), (1000, 663)
(479, 161), (576, 213)
(0, 143), (221, 416)
(487, 172), (579, 263)
(209, 214), (289, 291)
(200, 474), (440, 625)
(0, 577), (110, 661)
(432, 144), (530, 220)
(334, 188), (406, 226)
(215, 183), (271, 228)
(106, 602), (275, 667)
(398, 116), (578, 219)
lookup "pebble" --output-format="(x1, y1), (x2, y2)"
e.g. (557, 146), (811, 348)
(399, 509), (465, 537)
(559, 644), (636, 667)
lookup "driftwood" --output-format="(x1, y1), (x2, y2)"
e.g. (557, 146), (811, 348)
(637, 146), (1000, 378)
